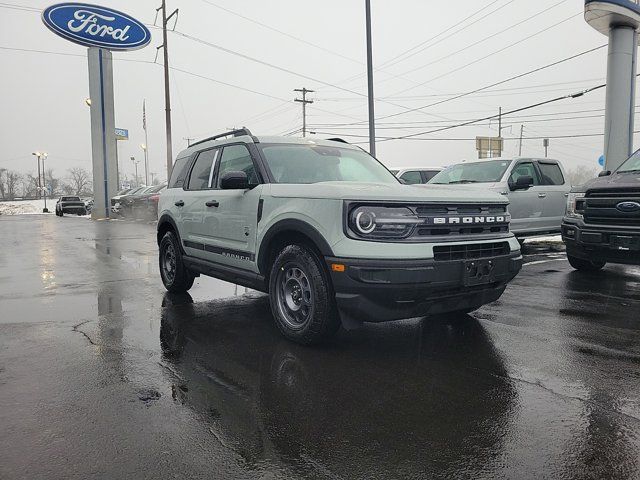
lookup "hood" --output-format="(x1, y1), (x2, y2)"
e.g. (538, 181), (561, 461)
(268, 181), (507, 204)
(575, 171), (640, 193)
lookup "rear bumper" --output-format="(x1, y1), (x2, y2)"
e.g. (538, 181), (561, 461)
(60, 205), (86, 214)
(326, 252), (522, 323)
(562, 218), (640, 265)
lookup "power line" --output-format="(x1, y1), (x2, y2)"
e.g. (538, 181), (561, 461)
(376, 0), (511, 71)
(389, 11), (583, 98)
(372, 44), (607, 123)
(312, 131), (631, 141)
(386, 0), (569, 83)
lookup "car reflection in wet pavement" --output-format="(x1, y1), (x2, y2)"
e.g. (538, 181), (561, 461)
(0, 215), (639, 479)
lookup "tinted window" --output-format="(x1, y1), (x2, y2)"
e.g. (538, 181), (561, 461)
(61, 196), (80, 201)
(509, 162), (540, 185)
(422, 170), (440, 182)
(260, 144), (397, 184)
(217, 145), (258, 187)
(538, 162), (565, 185)
(169, 157), (191, 188)
(188, 149), (217, 190)
(400, 171), (423, 184)
(430, 160), (512, 184)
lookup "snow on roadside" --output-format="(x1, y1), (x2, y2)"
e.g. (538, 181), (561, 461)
(0, 199), (89, 217)
(523, 235), (562, 243)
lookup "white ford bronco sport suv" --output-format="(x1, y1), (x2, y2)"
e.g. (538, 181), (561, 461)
(157, 129), (523, 344)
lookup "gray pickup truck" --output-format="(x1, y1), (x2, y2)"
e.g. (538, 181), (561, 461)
(428, 157), (571, 240)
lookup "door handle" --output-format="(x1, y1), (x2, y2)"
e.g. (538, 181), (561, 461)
(205, 200), (219, 208)
(538, 193), (547, 198)
(174, 200), (184, 207)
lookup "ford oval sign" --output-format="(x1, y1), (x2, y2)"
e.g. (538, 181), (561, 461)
(42, 3), (151, 51)
(616, 201), (640, 213)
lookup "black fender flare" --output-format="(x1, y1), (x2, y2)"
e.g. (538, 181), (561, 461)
(157, 214), (185, 253)
(257, 219), (334, 275)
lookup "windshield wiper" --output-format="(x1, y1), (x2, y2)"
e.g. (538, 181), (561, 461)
(616, 169), (640, 174)
(448, 180), (479, 184)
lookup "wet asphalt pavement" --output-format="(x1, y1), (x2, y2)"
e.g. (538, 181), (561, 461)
(0, 215), (639, 479)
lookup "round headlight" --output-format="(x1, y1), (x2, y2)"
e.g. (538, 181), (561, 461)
(355, 210), (376, 234)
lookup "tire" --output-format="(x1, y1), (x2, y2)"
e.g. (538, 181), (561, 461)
(159, 231), (195, 293)
(567, 254), (605, 272)
(268, 244), (340, 345)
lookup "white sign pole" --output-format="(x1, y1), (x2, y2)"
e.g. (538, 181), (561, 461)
(87, 47), (118, 219)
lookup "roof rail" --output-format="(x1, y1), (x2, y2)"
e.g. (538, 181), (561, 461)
(326, 137), (349, 144)
(190, 127), (253, 148)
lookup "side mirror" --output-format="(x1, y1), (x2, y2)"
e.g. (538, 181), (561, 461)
(220, 171), (249, 190)
(509, 175), (534, 191)
(598, 170), (611, 177)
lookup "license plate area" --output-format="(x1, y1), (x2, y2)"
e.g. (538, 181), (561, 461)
(610, 235), (640, 250)
(463, 259), (496, 286)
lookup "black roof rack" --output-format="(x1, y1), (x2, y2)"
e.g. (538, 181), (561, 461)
(190, 127), (253, 148)
(326, 137), (349, 144)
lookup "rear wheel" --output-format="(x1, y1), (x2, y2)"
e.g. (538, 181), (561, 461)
(269, 245), (340, 345)
(567, 254), (605, 272)
(159, 231), (195, 293)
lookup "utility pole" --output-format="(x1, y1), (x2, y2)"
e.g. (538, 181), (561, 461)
(156, 1), (179, 181)
(184, 137), (194, 147)
(365, 0), (376, 157)
(294, 88), (314, 137)
(518, 125), (524, 156)
(543, 138), (549, 157)
(131, 156), (139, 187)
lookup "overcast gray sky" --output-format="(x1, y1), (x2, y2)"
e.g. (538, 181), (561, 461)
(0, 0), (618, 182)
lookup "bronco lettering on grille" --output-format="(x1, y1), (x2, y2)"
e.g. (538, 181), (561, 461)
(432, 216), (508, 225)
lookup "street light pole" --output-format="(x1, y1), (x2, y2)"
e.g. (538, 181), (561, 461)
(365, 0), (376, 157)
(32, 152), (42, 200)
(41, 152), (48, 213)
(141, 143), (149, 185)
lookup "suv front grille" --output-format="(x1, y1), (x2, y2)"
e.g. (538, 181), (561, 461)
(412, 203), (510, 238)
(433, 242), (510, 261)
(584, 189), (640, 227)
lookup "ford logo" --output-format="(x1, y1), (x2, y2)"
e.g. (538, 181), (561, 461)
(42, 3), (151, 51)
(616, 201), (640, 212)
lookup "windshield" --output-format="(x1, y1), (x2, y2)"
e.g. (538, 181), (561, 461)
(259, 144), (398, 184)
(617, 149), (640, 173)
(429, 160), (512, 184)
(61, 196), (80, 201)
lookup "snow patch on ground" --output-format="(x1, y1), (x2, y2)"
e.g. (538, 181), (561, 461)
(0, 199), (48, 215)
(524, 235), (562, 243)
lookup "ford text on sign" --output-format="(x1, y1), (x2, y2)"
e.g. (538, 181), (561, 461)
(42, 3), (151, 51)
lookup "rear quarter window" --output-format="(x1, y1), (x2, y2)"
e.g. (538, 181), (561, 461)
(169, 156), (192, 188)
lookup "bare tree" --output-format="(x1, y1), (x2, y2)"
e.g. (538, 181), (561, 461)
(6, 171), (22, 200)
(67, 167), (92, 195)
(43, 168), (61, 197)
(0, 168), (6, 199)
(566, 166), (599, 187)
(21, 173), (39, 199)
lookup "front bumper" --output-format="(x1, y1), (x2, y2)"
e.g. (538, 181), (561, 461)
(562, 218), (640, 265)
(326, 251), (522, 324)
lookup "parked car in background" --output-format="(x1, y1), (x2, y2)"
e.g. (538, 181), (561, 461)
(563, 149), (640, 271)
(127, 183), (167, 219)
(428, 158), (570, 240)
(55, 196), (87, 216)
(83, 198), (93, 215)
(111, 186), (146, 213)
(390, 167), (443, 184)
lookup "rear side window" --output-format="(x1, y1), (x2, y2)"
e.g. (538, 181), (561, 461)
(188, 149), (218, 190)
(510, 162), (540, 185)
(169, 157), (191, 188)
(217, 145), (259, 187)
(538, 162), (565, 185)
(422, 170), (440, 182)
(399, 170), (423, 184)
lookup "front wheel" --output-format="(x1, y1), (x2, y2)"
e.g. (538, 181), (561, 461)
(567, 254), (605, 272)
(269, 245), (340, 345)
(159, 231), (195, 293)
